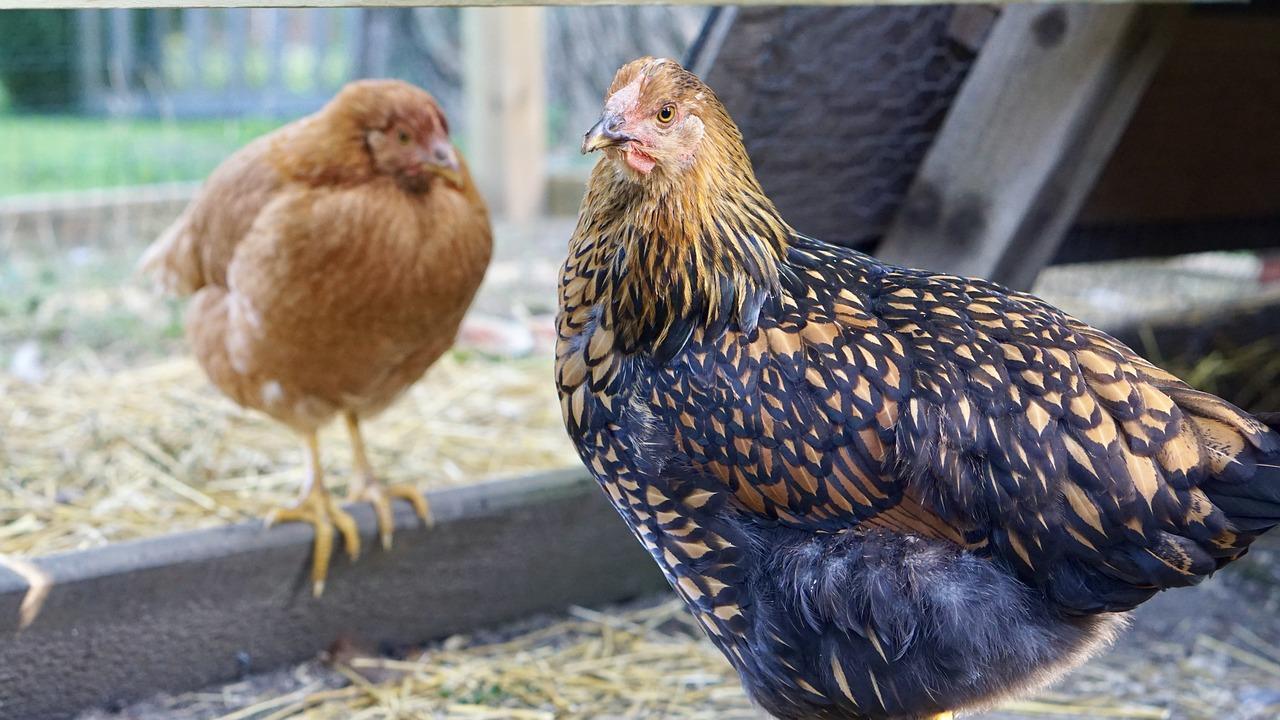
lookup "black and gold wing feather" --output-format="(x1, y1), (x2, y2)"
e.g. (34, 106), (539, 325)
(651, 235), (1280, 615)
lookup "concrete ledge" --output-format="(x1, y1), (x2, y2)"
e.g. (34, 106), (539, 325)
(0, 469), (666, 720)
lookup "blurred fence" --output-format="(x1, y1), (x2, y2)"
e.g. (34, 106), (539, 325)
(76, 9), (362, 119)
(0, 7), (705, 257)
(0, 7), (706, 172)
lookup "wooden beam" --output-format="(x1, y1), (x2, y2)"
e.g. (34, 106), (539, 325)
(0, 470), (666, 719)
(876, 5), (1184, 290)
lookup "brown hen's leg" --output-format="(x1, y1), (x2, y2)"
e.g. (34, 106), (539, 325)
(929, 713), (955, 720)
(264, 431), (360, 597)
(345, 412), (432, 550)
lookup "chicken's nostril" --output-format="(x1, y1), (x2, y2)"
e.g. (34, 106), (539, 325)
(433, 148), (450, 162)
(606, 116), (623, 133)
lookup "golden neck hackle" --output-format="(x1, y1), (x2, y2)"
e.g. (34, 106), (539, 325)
(574, 109), (792, 354)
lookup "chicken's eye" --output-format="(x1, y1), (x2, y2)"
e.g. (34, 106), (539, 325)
(656, 104), (676, 125)
(398, 130), (411, 145)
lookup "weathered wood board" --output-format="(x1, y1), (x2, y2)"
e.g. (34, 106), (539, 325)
(876, 4), (1185, 289)
(0, 470), (666, 720)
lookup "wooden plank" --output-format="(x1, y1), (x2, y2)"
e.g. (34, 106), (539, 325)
(0, 470), (666, 719)
(462, 7), (547, 223)
(877, 5), (1185, 290)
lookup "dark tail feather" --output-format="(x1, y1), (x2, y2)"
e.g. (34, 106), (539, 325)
(1196, 412), (1280, 537)
(1203, 456), (1280, 537)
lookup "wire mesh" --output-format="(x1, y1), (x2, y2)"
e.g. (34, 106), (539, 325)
(695, 6), (977, 249)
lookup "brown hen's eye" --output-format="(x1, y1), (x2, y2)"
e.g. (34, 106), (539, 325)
(398, 130), (410, 145)
(656, 104), (676, 124)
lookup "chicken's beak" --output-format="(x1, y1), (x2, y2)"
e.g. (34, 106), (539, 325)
(581, 113), (632, 154)
(421, 139), (462, 188)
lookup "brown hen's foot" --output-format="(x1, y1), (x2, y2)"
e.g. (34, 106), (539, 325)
(264, 489), (361, 597)
(265, 432), (360, 597)
(349, 477), (432, 550)
(345, 411), (432, 551)
(929, 713), (955, 720)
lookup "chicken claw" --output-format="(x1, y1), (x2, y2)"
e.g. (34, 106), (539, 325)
(265, 490), (360, 598)
(349, 478), (433, 550)
(265, 432), (360, 597)
(345, 412), (432, 551)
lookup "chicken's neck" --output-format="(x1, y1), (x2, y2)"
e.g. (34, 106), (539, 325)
(575, 159), (791, 361)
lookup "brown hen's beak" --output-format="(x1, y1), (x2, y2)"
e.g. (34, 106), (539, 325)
(581, 113), (632, 154)
(421, 139), (462, 188)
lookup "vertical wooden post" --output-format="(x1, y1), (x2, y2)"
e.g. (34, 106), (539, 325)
(462, 8), (547, 223)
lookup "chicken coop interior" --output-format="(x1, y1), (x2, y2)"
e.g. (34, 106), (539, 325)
(1, 3), (1279, 720)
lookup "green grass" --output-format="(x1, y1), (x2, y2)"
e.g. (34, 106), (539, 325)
(0, 114), (283, 196)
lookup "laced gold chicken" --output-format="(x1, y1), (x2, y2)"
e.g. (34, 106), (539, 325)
(557, 57), (1280, 720)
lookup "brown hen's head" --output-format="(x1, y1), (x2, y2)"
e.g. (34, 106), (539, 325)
(582, 57), (749, 189)
(325, 79), (460, 192)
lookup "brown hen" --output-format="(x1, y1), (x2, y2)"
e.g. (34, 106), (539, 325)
(142, 80), (491, 595)
(558, 58), (1280, 719)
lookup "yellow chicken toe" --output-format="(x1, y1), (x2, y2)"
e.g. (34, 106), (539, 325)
(345, 412), (432, 551)
(387, 483), (433, 525)
(265, 432), (361, 596)
(348, 479), (430, 550)
(265, 488), (360, 597)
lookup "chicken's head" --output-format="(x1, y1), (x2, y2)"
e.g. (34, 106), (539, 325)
(341, 80), (461, 193)
(581, 57), (731, 184)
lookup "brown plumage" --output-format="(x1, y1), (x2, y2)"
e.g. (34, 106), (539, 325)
(558, 58), (1280, 719)
(142, 79), (491, 595)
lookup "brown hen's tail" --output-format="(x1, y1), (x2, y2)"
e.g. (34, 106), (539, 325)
(137, 209), (204, 296)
